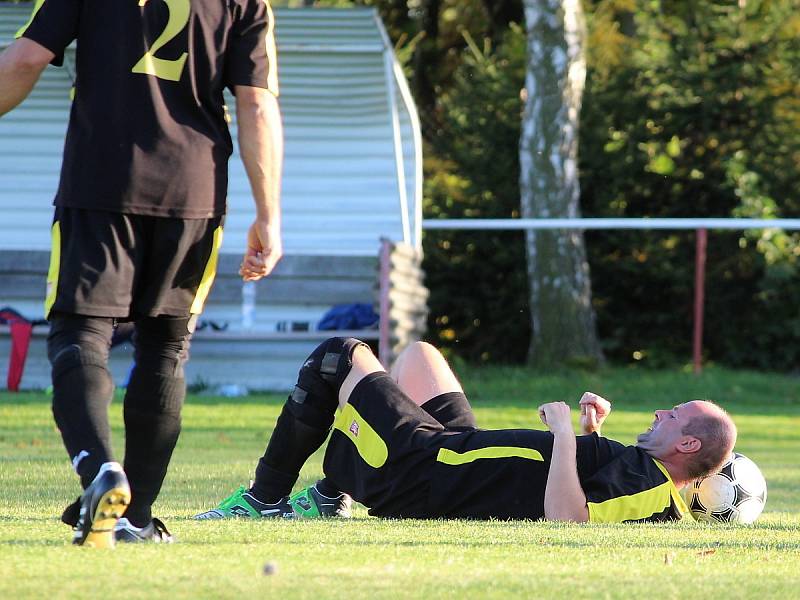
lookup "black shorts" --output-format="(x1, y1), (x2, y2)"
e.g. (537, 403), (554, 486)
(45, 207), (224, 319)
(322, 373), (555, 519)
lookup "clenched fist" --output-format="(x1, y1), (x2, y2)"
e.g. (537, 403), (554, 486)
(538, 401), (575, 436)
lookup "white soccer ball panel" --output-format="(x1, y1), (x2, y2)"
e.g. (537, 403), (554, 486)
(735, 497), (765, 524)
(731, 455), (767, 496)
(696, 474), (736, 511)
(681, 451), (767, 524)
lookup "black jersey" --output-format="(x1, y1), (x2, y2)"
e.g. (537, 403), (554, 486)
(582, 445), (693, 523)
(323, 373), (693, 523)
(18, 0), (278, 218)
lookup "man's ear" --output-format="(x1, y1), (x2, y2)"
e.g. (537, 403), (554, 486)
(677, 436), (701, 454)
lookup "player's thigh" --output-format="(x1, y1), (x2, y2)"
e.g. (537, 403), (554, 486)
(391, 341), (464, 406)
(46, 207), (139, 319)
(133, 215), (224, 319)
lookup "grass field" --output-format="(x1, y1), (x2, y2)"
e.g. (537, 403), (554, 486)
(1, 366), (798, 599)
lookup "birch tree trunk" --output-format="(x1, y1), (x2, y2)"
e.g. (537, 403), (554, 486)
(519, 0), (603, 367)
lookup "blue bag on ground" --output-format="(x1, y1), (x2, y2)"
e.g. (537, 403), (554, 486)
(317, 303), (379, 331)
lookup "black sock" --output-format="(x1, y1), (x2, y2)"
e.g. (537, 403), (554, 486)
(250, 402), (331, 502)
(122, 369), (185, 527)
(50, 346), (115, 489)
(249, 338), (368, 502)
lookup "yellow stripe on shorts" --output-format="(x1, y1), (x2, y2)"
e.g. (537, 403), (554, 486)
(44, 220), (61, 318)
(333, 403), (388, 469)
(190, 226), (223, 315)
(436, 446), (544, 465)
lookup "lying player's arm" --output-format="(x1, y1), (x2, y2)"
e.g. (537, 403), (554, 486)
(539, 402), (589, 522)
(235, 85), (284, 280)
(0, 38), (53, 116)
(579, 392), (611, 436)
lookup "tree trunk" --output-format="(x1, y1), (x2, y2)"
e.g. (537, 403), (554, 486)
(519, 0), (603, 367)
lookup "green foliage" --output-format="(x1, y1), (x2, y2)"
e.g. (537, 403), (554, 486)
(580, 0), (800, 369)
(422, 25), (530, 362)
(291, 1), (800, 369)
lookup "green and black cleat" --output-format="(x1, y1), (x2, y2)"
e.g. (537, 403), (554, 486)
(289, 482), (352, 519)
(193, 485), (296, 519)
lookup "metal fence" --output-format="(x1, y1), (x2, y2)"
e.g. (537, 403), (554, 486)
(421, 218), (800, 373)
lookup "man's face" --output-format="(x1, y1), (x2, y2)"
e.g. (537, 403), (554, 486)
(636, 401), (704, 457)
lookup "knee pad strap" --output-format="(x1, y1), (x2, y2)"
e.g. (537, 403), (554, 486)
(305, 337), (371, 390)
(286, 386), (336, 430)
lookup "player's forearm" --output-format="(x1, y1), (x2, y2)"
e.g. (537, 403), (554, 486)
(0, 43), (46, 116)
(544, 432), (589, 522)
(236, 87), (283, 223)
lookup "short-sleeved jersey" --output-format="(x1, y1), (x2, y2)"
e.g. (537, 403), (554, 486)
(322, 373), (692, 523)
(17, 0), (279, 218)
(581, 445), (693, 523)
(428, 432), (692, 523)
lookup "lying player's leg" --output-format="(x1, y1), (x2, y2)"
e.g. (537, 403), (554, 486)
(194, 337), (369, 519)
(391, 341), (477, 431)
(320, 347), (455, 518)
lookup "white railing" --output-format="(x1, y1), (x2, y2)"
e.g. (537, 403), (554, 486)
(421, 218), (800, 372)
(422, 218), (800, 231)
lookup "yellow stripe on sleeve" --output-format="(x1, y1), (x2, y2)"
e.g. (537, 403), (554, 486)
(587, 481), (673, 523)
(264, 0), (279, 96)
(436, 446), (544, 466)
(15, 0), (47, 39)
(587, 460), (692, 523)
(653, 459), (694, 521)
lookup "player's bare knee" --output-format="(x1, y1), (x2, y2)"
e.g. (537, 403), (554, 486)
(338, 345), (384, 409)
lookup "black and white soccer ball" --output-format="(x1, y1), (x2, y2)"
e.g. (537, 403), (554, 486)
(681, 452), (767, 524)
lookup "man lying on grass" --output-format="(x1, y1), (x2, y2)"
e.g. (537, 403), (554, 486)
(195, 338), (737, 523)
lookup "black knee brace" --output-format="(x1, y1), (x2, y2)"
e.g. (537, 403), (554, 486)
(132, 316), (191, 379)
(290, 336), (370, 425)
(251, 338), (371, 502)
(51, 344), (113, 388)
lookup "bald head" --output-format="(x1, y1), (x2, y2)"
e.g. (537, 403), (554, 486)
(680, 400), (737, 479)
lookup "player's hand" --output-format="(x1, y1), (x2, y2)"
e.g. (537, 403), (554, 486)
(578, 392), (611, 435)
(538, 402), (575, 436)
(240, 218), (282, 281)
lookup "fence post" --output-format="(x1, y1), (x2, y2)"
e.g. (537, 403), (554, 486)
(378, 238), (392, 368)
(693, 228), (708, 374)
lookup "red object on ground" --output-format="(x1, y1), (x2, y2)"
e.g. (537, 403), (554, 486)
(0, 308), (45, 392)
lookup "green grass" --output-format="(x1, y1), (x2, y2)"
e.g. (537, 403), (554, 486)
(1, 366), (798, 599)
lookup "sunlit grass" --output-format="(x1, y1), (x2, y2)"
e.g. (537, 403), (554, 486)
(0, 366), (798, 598)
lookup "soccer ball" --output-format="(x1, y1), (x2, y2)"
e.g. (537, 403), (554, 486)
(681, 452), (767, 524)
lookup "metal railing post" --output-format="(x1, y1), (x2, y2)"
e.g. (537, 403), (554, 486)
(693, 228), (708, 374)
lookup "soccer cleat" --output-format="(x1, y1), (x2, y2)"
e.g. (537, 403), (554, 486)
(114, 517), (174, 543)
(72, 462), (131, 548)
(289, 482), (352, 519)
(193, 485), (295, 519)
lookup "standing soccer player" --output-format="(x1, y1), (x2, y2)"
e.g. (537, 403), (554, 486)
(0, 0), (283, 547)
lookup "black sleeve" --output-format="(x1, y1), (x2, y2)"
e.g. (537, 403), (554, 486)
(575, 432), (626, 479)
(225, 0), (279, 94)
(17, 0), (81, 67)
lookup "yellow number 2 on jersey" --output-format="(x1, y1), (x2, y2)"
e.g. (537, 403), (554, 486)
(131, 0), (191, 82)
